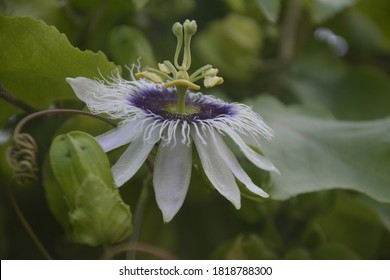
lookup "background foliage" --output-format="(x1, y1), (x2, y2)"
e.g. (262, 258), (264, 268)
(0, 0), (389, 259)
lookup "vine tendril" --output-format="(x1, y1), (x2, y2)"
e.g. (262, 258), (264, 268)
(7, 133), (39, 184)
(7, 109), (117, 185)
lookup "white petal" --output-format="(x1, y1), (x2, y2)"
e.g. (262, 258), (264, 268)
(66, 77), (131, 119)
(192, 128), (241, 209)
(223, 128), (279, 173)
(96, 121), (140, 152)
(66, 77), (102, 104)
(153, 129), (192, 222)
(112, 129), (160, 187)
(212, 133), (269, 198)
(238, 131), (262, 149)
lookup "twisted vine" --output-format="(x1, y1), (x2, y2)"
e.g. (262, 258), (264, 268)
(7, 133), (39, 184)
(6, 109), (117, 185)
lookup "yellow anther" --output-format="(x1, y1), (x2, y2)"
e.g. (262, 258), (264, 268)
(135, 71), (163, 83)
(158, 63), (171, 74)
(204, 76), (224, 88)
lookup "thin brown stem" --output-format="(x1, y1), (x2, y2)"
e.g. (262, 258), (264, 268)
(278, 0), (302, 64)
(7, 180), (52, 259)
(14, 108), (117, 136)
(0, 84), (37, 113)
(81, 0), (109, 47)
(126, 172), (152, 260)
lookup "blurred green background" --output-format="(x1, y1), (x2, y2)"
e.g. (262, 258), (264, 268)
(0, 0), (390, 259)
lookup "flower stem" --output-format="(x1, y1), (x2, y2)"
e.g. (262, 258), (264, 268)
(176, 85), (187, 114)
(126, 172), (152, 260)
(278, 0), (302, 63)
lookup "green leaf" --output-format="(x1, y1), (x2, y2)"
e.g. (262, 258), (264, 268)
(214, 234), (278, 260)
(339, 10), (389, 53)
(68, 0), (135, 16)
(314, 195), (384, 259)
(359, 196), (390, 233)
(70, 175), (132, 247)
(0, 16), (118, 111)
(0, 0), (76, 37)
(1, 0), (58, 18)
(194, 14), (262, 82)
(108, 25), (155, 67)
(226, 235), (278, 260)
(49, 131), (113, 207)
(307, 0), (357, 23)
(143, 0), (195, 20)
(312, 243), (360, 260)
(301, 223), (326, 249)
(354, 0), (390, 51)
(252, 96), (390, 203)
(0, 100), (20, 128)
(284, 248), (311, 260)
(68, 0), (136, 51)
(257, 0), (281, 23)
(285, 50), (390, 120)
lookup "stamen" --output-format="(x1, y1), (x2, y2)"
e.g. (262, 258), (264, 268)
(135, 19), (224, 114)
(161, 60), (178, 76)
(204, 76), (224, 88)
(189, 64), (213, 81)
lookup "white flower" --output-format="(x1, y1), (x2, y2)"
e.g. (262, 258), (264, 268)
(66, 72), (278, 222)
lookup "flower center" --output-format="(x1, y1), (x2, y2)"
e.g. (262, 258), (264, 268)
(129, 87), (234, 122)
(162, 103), (200, 115)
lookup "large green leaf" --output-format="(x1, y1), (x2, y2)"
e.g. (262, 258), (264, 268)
(354, 0), (390, 51)
(314, 195), (384, 259)
(306, 0), (357, 23)
(284, 49), (390, 120)
(359, 196), (390, 233)
(0, 16), (118, 109)
(252, 96), (390, 203)
(334, 10), (389, 54)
